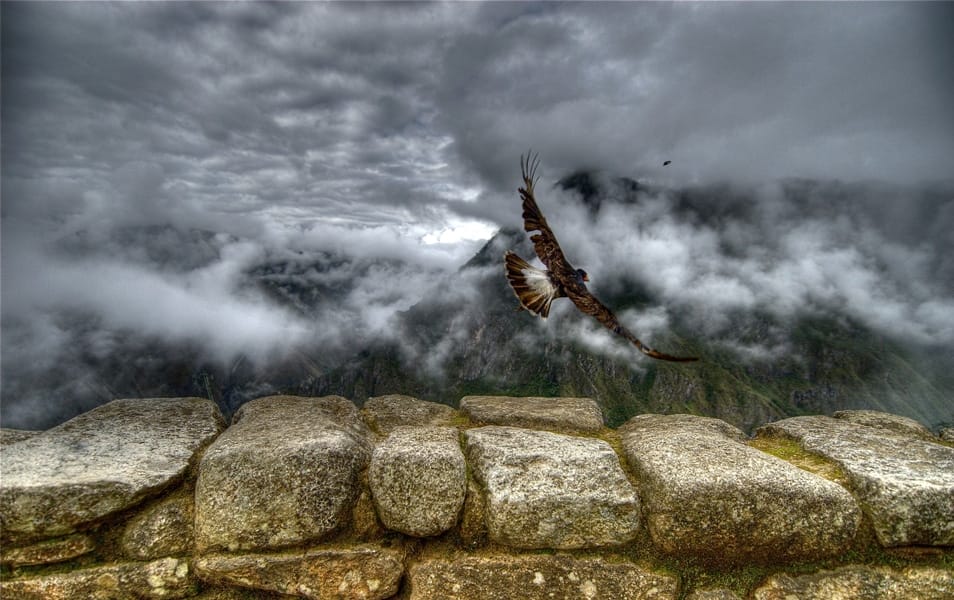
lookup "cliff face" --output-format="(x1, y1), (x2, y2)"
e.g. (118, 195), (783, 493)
(2, 395), (953, 599)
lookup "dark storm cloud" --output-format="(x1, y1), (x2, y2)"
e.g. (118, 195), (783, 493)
(2, 2), (952, 427)
(531, 178), (954, 356)
(436, 2), (954, 195)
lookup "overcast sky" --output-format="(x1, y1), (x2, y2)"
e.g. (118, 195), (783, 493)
(3, 2), (954, 427)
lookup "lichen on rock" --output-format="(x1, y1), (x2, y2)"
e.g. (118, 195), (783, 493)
(194, 544), (404, 600)
(408, 554), (678, 600)
(0, 557), (195, 599)
(0, 397), (224, 544)
(752, 565), (954, 600)
(368, 426), (466, 537)
(194, 395), (373, 552)
(464, 425), (640, 549)
(620, 413), (861, 563)
(460, 395), (604, 432)
(758, 415), (954, 547)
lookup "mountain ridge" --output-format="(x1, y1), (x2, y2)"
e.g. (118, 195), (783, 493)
(3, 174), (952, 432)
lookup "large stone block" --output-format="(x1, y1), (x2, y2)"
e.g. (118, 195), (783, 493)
(368, 426), (465, 537)
(464, 426), (640, 549)
(361, 394), (458, 434)
(460, 396), (604, 432)
(121, 489), (195, 560)
(753, 565), (954, 600)
(408, 554), (678, 600)
(0, 397), (224, 543)
(620, 414), (860, 563)
(194, 544), (404, 600)
(0, 533), (95, 568)
(0, 557), (195, 599)
(758, 415), (954, 547)
(195, 395), (372, 552)
(0, 428), (41, 446)
(833, 410), (936, 441)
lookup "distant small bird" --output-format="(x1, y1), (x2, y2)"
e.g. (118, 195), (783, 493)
(504, 153), (698, 362)
(663, 160), (672, 166)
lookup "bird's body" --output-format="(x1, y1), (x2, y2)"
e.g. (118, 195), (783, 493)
(505, 153), (698, 363)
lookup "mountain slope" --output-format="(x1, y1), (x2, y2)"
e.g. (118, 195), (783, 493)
(306, 175), (954, 432)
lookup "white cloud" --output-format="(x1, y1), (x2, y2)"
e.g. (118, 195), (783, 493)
(3, 1), (953, 426)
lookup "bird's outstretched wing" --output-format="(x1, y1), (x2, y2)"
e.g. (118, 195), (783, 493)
(566, 286), (699, 362)
(519, 152), (573, 275)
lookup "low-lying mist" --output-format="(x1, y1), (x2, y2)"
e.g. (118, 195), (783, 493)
(3, 172), (952, 430)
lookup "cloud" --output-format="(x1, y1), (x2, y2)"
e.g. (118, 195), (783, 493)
(435, 2), (954, 192)
(2, 2), (953, 427)
(528, 175), (954, 356)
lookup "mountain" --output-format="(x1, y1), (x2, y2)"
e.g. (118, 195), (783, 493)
(302, 174), (954, 432)
(5, 175), (952, 433)
(302, 231), (951, 431)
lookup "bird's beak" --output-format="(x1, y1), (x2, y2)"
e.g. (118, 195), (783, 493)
(583, 273), (590, 282)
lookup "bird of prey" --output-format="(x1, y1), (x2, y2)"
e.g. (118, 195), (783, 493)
(505, 153), (698, 362)
(663, 160), (672, 166)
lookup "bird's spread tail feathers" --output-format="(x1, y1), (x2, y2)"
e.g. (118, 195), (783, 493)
(504, 251), (559, 318)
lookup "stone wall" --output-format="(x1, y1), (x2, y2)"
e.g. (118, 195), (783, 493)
(1, 394), (952, 599)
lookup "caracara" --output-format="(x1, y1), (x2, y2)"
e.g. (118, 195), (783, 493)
(504, 153), (698, 362)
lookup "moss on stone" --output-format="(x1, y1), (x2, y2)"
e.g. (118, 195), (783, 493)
(748, 434), (849, 485)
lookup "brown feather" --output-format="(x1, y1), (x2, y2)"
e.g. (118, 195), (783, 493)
(519, 153), (574, 276)
(504, 251), (562, 318)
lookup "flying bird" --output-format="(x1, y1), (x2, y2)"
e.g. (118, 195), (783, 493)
(663, 160), (672, 166)
(505, 153), (698, 362)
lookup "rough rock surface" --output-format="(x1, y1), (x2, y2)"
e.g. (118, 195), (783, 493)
(758, 415), (954, 546)
(408, 554), (678, 600)
(0, 428), (41, 445)
(194, 544), (404, 600)
(938, 427), (954, 443)
(833, 409), (936, 440)
(0, 533), (95, 568)
(619, 414), (860, 562)
(460, 396), (604, 432)
(464, 426), (640, 549)
(368, 426), (465, 537)
(0, 397), (223, 543)
(361, 394), (458, 434)
(121, 489), (195, 560)
(752, 565), (954, 600)
(458, 477), (488, 548)
(192, 588), (288, 600)
(685, 589), (742, 600)
(0, 557), (195, 599)
(195, 395), (372, 552)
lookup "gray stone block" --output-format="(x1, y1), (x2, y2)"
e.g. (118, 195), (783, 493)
(0, 557), (195, 599)
(753, 565), (954, 600)
(369, 426), (465, 537)
(460, 396), (604, 432)
(194, 544), (404, 600)
(759, 415), (954, 547)
(0, 397), (223, 543)
(409, 554), (678, 600)
(620, 414), (860, 562)
(361, 394), (458, 434)
(464, 426), (640, 549)
(195, 395), (372, 552)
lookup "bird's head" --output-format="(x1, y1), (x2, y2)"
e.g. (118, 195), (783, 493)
(576, 269), (590, 283)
